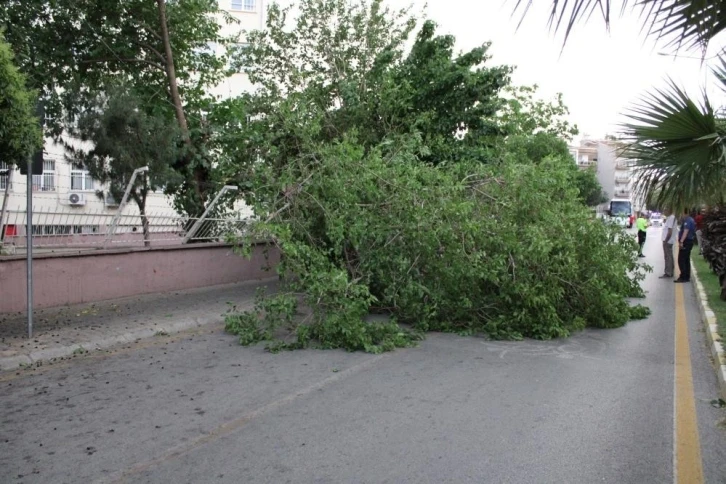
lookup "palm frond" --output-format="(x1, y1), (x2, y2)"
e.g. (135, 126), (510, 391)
(648, 0), (726, 53)
(622, 79), (726, 208)
(513, 0), (726, 52)
(711, 49), (726, 93)
(512, 0), (617, 44)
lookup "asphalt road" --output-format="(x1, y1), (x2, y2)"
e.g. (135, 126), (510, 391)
(1, 226), (725, 483)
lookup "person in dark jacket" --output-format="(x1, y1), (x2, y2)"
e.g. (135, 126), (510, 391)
(675, 208), (696, 283)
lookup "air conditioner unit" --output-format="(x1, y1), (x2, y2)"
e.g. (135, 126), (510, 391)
(68, 192), (86, 206)
(105, 193), (119, 207)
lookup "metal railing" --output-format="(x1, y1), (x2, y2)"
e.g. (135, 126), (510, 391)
(1, 208), (252, 252)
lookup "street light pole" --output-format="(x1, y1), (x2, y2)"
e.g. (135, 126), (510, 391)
(26, 157), (33, 339)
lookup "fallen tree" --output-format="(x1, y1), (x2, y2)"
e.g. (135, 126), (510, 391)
(226, 136), (649, 352)
(221, 0), (649, 352)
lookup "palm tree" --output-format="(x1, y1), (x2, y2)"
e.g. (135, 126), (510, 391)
(622, 75), (726, 209)
(514, 0), (726, 209)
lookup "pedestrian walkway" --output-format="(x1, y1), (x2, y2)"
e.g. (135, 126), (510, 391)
(0, 278), (276, 370)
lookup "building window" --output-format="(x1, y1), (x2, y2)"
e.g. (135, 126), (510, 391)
(32, 225), (72, 236)
(230, 0), (255, 11)
(71, 165), (94, 191)
(30, 225), (99, 236)
(0, 162), (9, 191)
(73, 225), (99, 234)
(32, 159), (56, 191)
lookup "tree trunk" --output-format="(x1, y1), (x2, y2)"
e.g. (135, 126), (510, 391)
(141, 183), (150, 247)
(157, 0), (208, 215)
(141, 209), (150, 247)
(131, 188), (151, 247)
(156, 0), (189, 139)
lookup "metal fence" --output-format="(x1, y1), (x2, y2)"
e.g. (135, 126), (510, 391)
(0, 208), (252, 252)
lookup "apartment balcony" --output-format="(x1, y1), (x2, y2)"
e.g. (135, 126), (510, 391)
(615, 160), (631, 170)
(614, 175), (630, 184)
(614, 189), (631, 198)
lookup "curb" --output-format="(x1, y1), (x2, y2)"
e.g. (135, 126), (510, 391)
(0, 298), (261, 372)
(691, 265), (726, 402)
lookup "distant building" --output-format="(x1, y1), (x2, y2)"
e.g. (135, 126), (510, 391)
(0, 1), (264, 235)
(569, 138), (644, 213)
(569, 139), (598, 170)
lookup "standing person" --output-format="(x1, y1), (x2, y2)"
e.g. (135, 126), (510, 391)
(675, 208), (696, 283)
(636, 211), (648, 257)
(659, 208), (677, 278)
(694, 208), (705, 255)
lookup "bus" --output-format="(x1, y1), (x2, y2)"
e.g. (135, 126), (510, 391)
(607, 198), (633, 228)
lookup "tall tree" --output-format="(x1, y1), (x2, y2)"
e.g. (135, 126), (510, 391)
(497, 85), (578, 141)
(0, 33), (42, 166)
(0, 0), (237, 215)
(68, 90), (183, 245)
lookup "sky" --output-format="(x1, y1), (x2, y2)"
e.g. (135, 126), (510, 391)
(377, 0), (725, 140)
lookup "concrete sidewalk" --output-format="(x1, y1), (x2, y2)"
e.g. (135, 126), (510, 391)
(0, 278), (276, 371)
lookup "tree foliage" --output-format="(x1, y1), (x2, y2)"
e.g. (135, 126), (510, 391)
(497, 85), (578, 141)
(575, 167), (608, 207)
(0, 33), (42, 165)
(494, 86), (605, 206)
(216, 0), (511, 191)
(223, 0), (648, 352)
